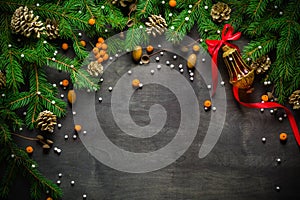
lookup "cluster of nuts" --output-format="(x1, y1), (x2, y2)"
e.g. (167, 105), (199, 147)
(93, 37), (109, 64)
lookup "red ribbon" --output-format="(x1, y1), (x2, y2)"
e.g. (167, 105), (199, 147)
(206, 24), (241, 95)
(233, 86), (300, 146)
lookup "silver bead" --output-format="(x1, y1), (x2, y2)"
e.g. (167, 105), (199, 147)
(212, 107), (217, 111)
(139, 83), (143, 88)
(202, 58), (206, 62)
(151, 70), (155, 74)
(83, 130), (87, 135)
(207, 84), (212, 89)
(165, 60), (170, 65)
(157, 44), (162, 48)
(157, 64), (161, 69)
(127, 70), (132, 75)
(220, 81), (225, 86)
(73, 111), (76, 115)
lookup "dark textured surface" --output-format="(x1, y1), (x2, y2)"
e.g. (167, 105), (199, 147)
(5, 34), (300, 200)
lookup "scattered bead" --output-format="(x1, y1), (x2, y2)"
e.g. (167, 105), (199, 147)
(57, 123), (62, 128)
(229, 57), (233, 61)
(157, 64), (161, 69)
(217, 30), (221, 34)
(101, 5), (105, 9)
(54, 147), (58, 151)
(261, 137), (266, 143)
(170, 64), (175, 69)
(73, 111), (76, 115)
(73, 135), (77, 139)
(98, 97), (102, 102)
(139, 61), (143, 65)
(278, 117), (283, 121)
(11, 154), (15, 158)
(166, 60), (170, 65)
(21, 54), (24, 57)
(51, 100), (55, 104)
(151, 70), (155, 74)
(267, 81), (271, 85)
(190, 72), (194, 77)
(260, 108), (264, 112)
(280, 132), (288, 141)
(220, 81), (225, 86)
(160, 51), (164, 56)
(31, 164), (36, 168)
(71, 180), (75, 186)
(202, 58), (206, 62)
(157, 44), (162, 48)
(178, 64), (183, 69)
(185, 17), (189, 21)
(64, 135), (69, 140)
(19, 127), (23, 131)
(8, 44), (12, 48)
(139, 83), (143, 88)
(212, 106), (217, 111)
(270, 109), (274, 114)
(109, 56), (113, 60)
(188, 10), (192, 13)
(190, 77), (194, 81)
(279, 11), (283, 15)
(43, 40), (47, 44)
(155, 57), (160, 62)
(161, 1), (165, 4)
(78, 32), (82, 37)
(275, 186), (280, 191)
(204, 5), (208, 9)
(58, 173), (63, 178)
(274, 5), (278, 9)
(83, 130), (87, 135)
(246, 57), (251, 61)
(276, 158), (281, 164)
(108, 87), (113, 92)
(23, 111), (26, 116)
(169, 13), (173, 17)
(60, 94), (64, 98)
(189, 4), (192, 8)
(56, 148), (62, 154)
(173, 55), (177, 60)
(100, 78), (104, 82)
(263, 81), (268, 86)
(83, 194), (87, 199)
(170, 26), (174, 30)
(36, 3), (40, 6)
(258, 45), (262, 49)
(180, 69), (184, 73)
(56, 180), (61, 185)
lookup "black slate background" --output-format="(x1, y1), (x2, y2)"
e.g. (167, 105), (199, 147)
(4, 29), (300, 200)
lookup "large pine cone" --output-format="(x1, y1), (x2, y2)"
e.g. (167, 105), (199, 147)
(289, 90), (300, 110)
(87, 61), (103, 77)
(250, 55), (271, 74)
(0, 71), (6, 89)
(145, 14), (168, 37)
(11, 6), (45, 38)
(210, 2), (231, 23)
(45, 18), (59, 40)
(36, 110), (57, 132)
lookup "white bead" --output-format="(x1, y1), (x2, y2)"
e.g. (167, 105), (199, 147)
(212, 107), (217, 111)
(258, 45), (262, 49)
(263, 81), (268, 85)
(200, 38), (203, 42)
(204, 29), (208, 32)
(64, 135), (68, 139)
(36, 3), (40, 6)
(156, 57), (160, 61)
(170, 26), (174, 30)
(100, 78), (104, 82)
(139, 61), (143, 65)
(180, 69), (184, 73)
(58, 173), (63, 178)
(1, 93), (5, 97)
(56, 180), (61, 185)
(160, 51), (164, 56)
(108, 87), (113, 91)
(32, 164), (36, 168)
(52, 57), (55, 61)
(71, 180), (75, 185)
(43, 40), (47, 44)
(73, 111), (76, 115)
(217, 30), (221, 34)
(202, 58), (206, 62)
(51, 100), (55, 104)
(78, 32), (82, 36)
(8, 44), (12, 48)
(220, 81), (225, 86)
(70, 65), (74, 68)
(139, 83), (143, 88)
(270, 109), (274, 114)
(207, 84), (212, 89)
(105, 29), (108, 32)
(229, 57), (233, 61)
(54, 147), (58, 151)
(83, 194), (87, 199)
(190, 72), (194, 76)
(260, 108), (264, 112)
(115, 54), (119, 58)
(60, 94), (64, 98)
(185, 17), (189, 21)
(170, 64), (174, 69)
(169, 13), (173, 17)
(279, 11), (283, 15)
(57, 149), (61, 154)
(11, 154), (15, 158)
(267, 81), (271, 85)
(189, 5), (192, 8)
(54, 50), (58, 54)
(188, 10), (192, 13)
(173, 55), (177, 60)
(157, 44), (162, 48)
(83, 130), (87, 134)
(204, 5), (208, 10)
(157, 64), (161, 69)
(261, 137), (266, 142)
(57, 123), (62, 128)
(278, 117), (283, 121)
(276, 158), (281, 163)
(166, 60), (170, 65)
(109, 56), (113, 60)
(274, 5), (278, 9)
(21, 54), (24, 57)
(73, 135), (77, 139)
(247, 57), (251, 61)
(19, 127), (23, 131)
(162, 1), (165, 4)
(139, 25), (143, 29)
(151, 70), (155, 74)
(190, 77), (194, 81)
(101, 5), (105, 9)
(275, 186), (280, 191)
(98, 97), (102, 102)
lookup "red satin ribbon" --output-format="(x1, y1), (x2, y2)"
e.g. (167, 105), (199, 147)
(206, 24), (241, 95)
(233, 86), (300, 146)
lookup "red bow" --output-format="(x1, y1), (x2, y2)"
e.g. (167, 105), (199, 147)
(206, 24), (241, 95)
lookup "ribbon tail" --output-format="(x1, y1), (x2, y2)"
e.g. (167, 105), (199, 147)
(233, 86), (300, 146)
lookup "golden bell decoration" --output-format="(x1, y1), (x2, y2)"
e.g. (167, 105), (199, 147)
(222, 45), (254, 89)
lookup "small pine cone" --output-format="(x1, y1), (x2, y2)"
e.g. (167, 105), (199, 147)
(36, 110), (57, 132)
(11, 6), (45, 38)
(250, 55), (271, 74)
(210, 2), (231, 23)
(145, 14), (168, 37)
(0, 71), (6, 89)
(45, 18), (59, 40)
(87, 61), (103, 77)
(289, 90), (300, 110)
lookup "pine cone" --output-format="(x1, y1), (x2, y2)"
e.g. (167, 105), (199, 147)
(145, 14), (168, 37)
(36, 110), (57, 132)
(250, 55), (271, 74)
(0, 71), (6, 89)
(45, 18), (59, 40)
(289, 90), (300, 110)
(87, 61), (103, 77)
(11, 6), (45, 38)
(210, 2), (231, 23)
